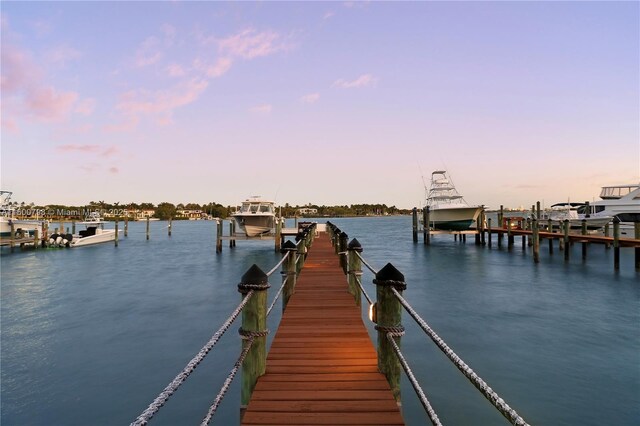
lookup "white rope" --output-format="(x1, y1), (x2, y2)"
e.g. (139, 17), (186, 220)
(130, 291), (254, 426)
(391, 287), (529, 426)
(355, 251), (378, 274)
(265, 251), (290, 277)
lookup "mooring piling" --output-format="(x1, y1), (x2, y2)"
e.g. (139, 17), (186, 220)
(347, 238), (363, 307)
(412, 207), (418, 243)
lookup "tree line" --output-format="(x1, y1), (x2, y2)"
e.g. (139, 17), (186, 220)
(9, 200), (410, 220)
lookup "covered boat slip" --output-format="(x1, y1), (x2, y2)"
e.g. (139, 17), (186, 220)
(241, 234), (404, 425)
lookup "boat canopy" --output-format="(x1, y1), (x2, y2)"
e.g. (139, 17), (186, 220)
(599, 184), (640, 200)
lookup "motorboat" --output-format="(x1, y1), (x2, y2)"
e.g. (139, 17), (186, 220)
(423, 171), (483, 231)
(68, 212), (118, 247)
(0, 191), (44, 239)
(588, 183), (639, 235)
(232, 197), (276, 237)
(538, 203), (612, 230)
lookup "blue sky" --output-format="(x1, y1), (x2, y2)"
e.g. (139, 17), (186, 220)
(2, 1), (638, 209)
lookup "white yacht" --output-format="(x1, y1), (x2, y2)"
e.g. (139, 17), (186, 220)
(0, 191), (44, 239)
(588, 183), (640, 235)
(539, 203), (611, 230)
(68, 212), (118, 247)
(231, 197), (276, 237)
(423, 171), (483, 231)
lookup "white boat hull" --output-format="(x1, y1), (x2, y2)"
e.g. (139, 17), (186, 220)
(426, 206), (482, 231)
(0, 217), (43, 238)
(71, 229), (117, 247)
(233, 215), (275, 237)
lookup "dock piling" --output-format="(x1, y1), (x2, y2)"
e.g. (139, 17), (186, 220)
(374, 263), (405, 402)
(613, 218), (620, 270)
(563, 220), (570, 261)
(532, 219), (539, 263)
(423, 207), (430, 245)
(115, 221), (119, 247)
(581, 219), (588, 260)
(238, 265), (269, 413)
(146, 217), (150, 240)
(281, 240), (297, 312)
(168, 218), (172, 237)
(124, 218), (128, 237)
(216, 219), (223, 254)
(347, 238), (363, 306)
(412, 207), (418, 243)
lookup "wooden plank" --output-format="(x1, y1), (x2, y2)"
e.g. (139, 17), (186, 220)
(246, 399), (400, 412)
(243, 411), (404, 425)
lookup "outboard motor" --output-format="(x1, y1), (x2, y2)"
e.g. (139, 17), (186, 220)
(49, 233), (59, 245)
(55, 235), (63, 246)
(62, 233), (73, 247)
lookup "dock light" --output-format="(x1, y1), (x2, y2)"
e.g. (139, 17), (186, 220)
(369, 302), (377, 323)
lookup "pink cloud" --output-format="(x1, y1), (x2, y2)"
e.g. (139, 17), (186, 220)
(45, 45), (81, 66)
(249, 103), (273, 114)
(332, 73), (378, 89)
(166, 63), (187, 77)
(75, 98), (96, 116)
(102, 146), (118, 157)
(218, 28), (288, 60)
(104, 116), (139, 133)
(1, 39), (88, 124)
(301, 93), (320, 104)
(193, 57), (233, 78)
(57, 144), (101, 153)
(108, 166), (119, 174)
(117, 78), (208, 116)
(135, 36), (162, 67)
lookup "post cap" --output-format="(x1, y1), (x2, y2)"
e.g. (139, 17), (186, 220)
(339, 231), (348, 240)
(241, 264), (268, 284)
(347, 238), (363, 251)
(373, 263), (406, 290)
(613, 216), (621, 224)
(281, 240), (297, 252)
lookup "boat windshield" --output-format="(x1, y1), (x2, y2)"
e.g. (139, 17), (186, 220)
(240, 202), (273, 214)
(600, 185), (639, 200)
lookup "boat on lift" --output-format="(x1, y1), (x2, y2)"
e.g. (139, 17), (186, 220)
(0, 191), (44, 239)
(231, 196), (276, 237)
(424, 171), (483, 231)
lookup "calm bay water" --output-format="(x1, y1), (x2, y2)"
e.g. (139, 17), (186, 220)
(1, 217), (638, 425)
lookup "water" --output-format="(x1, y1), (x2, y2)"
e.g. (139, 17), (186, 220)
(1, 217), (638, 425)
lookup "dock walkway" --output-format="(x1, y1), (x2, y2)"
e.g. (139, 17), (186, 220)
(242, 234), (404, 425)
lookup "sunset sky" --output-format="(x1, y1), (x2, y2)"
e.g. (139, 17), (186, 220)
(2, 1), (638, 209)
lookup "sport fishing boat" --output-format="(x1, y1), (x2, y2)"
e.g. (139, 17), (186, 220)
(67, 212), (118, 247)
(0, 191), (44, 239)
(424, 171), (483, 231)
(232, 196), (276, 237)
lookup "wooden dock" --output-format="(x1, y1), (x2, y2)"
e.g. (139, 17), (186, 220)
(242, 233), (404, 425)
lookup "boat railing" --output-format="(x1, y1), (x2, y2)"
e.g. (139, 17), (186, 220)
(130, 226), (315, 425)
(326, 221), (529, 426)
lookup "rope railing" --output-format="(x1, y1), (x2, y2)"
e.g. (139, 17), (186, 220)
(132, 223), (317, 425)
(267, 275), (288, 316)
(385, 331), (442, 426)
(131, 290), (255, 426)
(344, 243), (529, 426)
(354, 275), (373, 306)
(200, 335), (257, 425)
(390, 286), (529, 426)
(355, 251), (378, 274)
(265, 251), (290, 277)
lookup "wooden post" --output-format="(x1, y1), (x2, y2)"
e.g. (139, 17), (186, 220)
(374, 263), (405, 402)
(613, 218), (620, 270)
(532, 219), (539, 263)
(296, 237), (305, 275)
(124, 218), (128, 237)
(527, 217), (533, 247)
(548, 220), (554, 254)
(475, 214), (481, 245)
(581, 219), (587, 260)
(216, 219), (223, 254)
(146, 216), (150, 240)
(34, 229), (39, 249)
(487, 218), (492, 248)
(229, 221), (234, 248)
(72, 221), (76, 235)
(604, 223), (610, 249)
(563, 219), (570, 261)
(412, 207), (418, 243)
(168, 218), (172, 237)
(480, 210), (486, 246)
(536, 201), (541, 222)
(275, 218), (282, 252)
(635, 222), (640, 270)
(338, 232), (349, 274)
(423, 207), (430, 245)
(115, 221), (119, 247)
(238, 265), (269, 414)
(10, 222), (15, 250)
(347, 238), (363, 307)
(281, 240), (297, 312)
(507, 218), (513, 249)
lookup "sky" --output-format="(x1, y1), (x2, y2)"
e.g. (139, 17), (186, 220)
(1, 1), (638, 209)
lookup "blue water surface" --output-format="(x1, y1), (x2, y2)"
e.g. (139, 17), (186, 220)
(1, 217), (638, 425)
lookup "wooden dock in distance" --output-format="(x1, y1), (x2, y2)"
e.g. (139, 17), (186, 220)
(242, 234), (404, 425)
